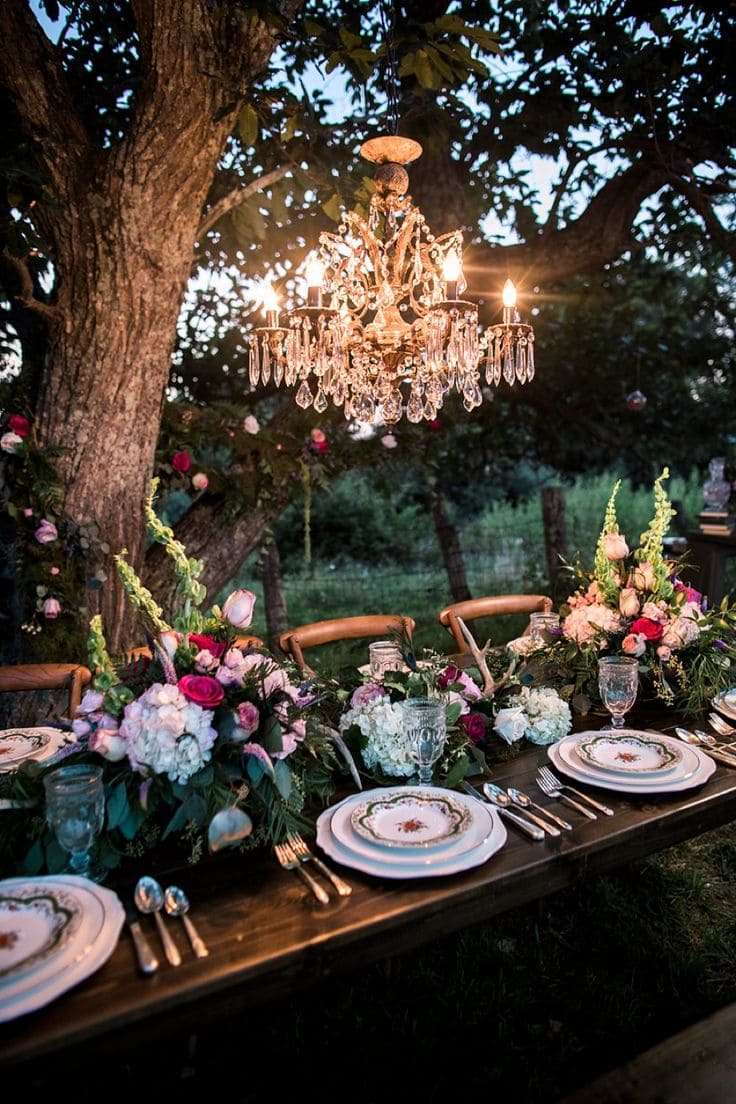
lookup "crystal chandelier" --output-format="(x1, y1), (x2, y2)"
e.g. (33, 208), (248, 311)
(249, 141), (535, 426)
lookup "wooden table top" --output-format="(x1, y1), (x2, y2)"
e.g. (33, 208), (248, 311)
(3, 715), (736, 1070)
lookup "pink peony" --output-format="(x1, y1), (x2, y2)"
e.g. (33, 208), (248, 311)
(172, 450), (191, 473)
(191, 472), (208, 492)
(236, 701), (260, 736)
(621, 633), (647, 657)
(42, 597), (61, 618)
(604, 532), (629, 560)
(350, 683), (386, 708)
(222, 588), (256, 629)
(35, 519), (58, 543)
(178, 674), (224, 708)
(619, 587), (640, 618)
(8, 415), (29, 437)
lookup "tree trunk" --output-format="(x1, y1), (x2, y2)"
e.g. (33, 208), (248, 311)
(261, 536), (289, 653)
(429, 490), (471, 602)
(541, 486), (567, 599)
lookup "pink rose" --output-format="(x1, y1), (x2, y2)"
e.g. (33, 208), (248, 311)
(438, 665), (482, 701)
(42, 597), (61, 619)
(191, 472), (208, 492)
(0, 432), (23, 453)
(604, 533), (629, 560)
(8, 414), (29, 437)
(35, 519), (58, 543)
(350, 683), (386, 708)
(630, 616), (663, 642)
(243, 415), (260, 435)
(380, 434), (398, 449)
(621, 633), (647, 657)
(656, 645), (672, 662)
(158, 630), (182, 659)
(236, 701), (260, 736)
(457, 712), (486, 744)
(222, 588), (256, 629)
(50, 566), (60, 576)
(89, 728), (127, 762)
(310, 428), (326, 443)
(630, 561), (655, 591)
(619, 587), (640, 618)
(188, 633), (227, 659)
(178, 674), (224, 708)
(172, 450), (191, 473)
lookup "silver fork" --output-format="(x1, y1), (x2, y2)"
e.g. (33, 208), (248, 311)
(274, 841), (330, 905)
(537, 766), (607, 819)
(287, 832), (352, 896)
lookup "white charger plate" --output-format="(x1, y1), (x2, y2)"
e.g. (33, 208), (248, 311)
(549, 735), (714, 795)
(316, 790), (506, 878)
(330, 788), (496, 865)
(0, 875), (123, 1022)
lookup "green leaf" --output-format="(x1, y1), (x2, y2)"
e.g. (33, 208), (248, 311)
(444, 754), (470, 790)
(414, 50), (439, 90)
(238, 103), (259, 148)
(339, 27), (363, 50)
(106, 782), (130, 831)
(281, 114), (297, 142)
(321, 193), (342, 222)
(445, 701), (463, 726)
(303, 18), (322, 37)
(261, 715), (284, 755)
(273, 759), (292, 800)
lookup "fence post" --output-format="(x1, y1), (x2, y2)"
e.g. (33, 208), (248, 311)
(541, 486), (567, 599)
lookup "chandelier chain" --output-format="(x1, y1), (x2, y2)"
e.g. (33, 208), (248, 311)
(380, 0), (400, 136)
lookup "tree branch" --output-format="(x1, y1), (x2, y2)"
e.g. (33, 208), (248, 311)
(666, 174), (736, 262)
(1, 249), (57, 322)
(197, 165), (290, 239)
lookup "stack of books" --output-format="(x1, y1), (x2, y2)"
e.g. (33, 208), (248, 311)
(698, 510), (735, 536)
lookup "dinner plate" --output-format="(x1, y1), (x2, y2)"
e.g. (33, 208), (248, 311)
(558, 736), (701, 788)
(0, 728), (71, 773)
(0, 875), (123, 1022)
(0, 884), (84, 981)
(349, 789), (472, 849)
(549, 734), (715, 795)
(573, 731), (683, 776)
(316, 790), (506, 878)
(330, 789), (496, 865)
(712, 690), (736, 723)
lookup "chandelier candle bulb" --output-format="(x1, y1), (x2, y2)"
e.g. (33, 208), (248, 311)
(262, 284), (280, 329)
(305, 253), (326, 308)
(443, 252), (463, 301)
(502, 279), (517, 324)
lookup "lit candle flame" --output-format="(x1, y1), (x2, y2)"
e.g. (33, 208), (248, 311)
(261, 282), (279, 315)
(305, 252), (325, 288)
(502, 278), (517, 309)
(442, 252), (462, 282)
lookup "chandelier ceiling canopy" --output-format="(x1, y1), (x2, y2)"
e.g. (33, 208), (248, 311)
(250, 134), (535, 426)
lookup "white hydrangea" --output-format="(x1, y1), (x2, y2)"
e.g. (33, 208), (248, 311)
(494, 686), (571, 747)
(119, 682), (217, 784)
(339, 697), (415, 778)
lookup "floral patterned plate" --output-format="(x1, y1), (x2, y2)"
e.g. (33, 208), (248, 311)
(350, 790), (472, 848)
(0, 728), (52, 766)
(574, 731), (683, 776)
(0, 887), (82, 981)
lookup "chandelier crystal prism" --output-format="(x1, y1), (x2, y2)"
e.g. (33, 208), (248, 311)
(250, 135), (535, 425)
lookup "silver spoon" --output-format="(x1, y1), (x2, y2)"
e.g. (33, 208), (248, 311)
(507, 786), (572, 831)
(482, 782), (559, 837)
(134, 876), (181, 967)
(709, 712), (736, 736)
(674, 727), (736, 767)
(164, 886), (209, 959)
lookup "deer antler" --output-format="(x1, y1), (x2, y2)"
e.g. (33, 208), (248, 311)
(455, 617), (518, 697)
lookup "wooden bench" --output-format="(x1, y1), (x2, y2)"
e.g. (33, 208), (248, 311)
(560, 1000), (736, 1103)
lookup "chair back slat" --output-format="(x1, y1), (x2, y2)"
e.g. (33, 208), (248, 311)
(438, 595), (552, 653)
(0, 663), (92, 719)
(279, 615), (415, 673)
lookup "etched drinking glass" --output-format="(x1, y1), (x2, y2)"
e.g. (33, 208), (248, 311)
(598, 656), (639, 729)
(44, 763), (106, 881)
(369, 640), (404, 679)
(403, 698), (447, 786)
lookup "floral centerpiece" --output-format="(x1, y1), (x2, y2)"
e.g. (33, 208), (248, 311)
(1, 484), (337, 876)
(536, 469), (736, 714)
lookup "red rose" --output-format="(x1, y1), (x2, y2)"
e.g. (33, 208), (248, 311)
(188, 633), (227, 659)
(172, 450), (191, 473)
(311, 439), (329, 455)
(630, 616), (663, 643)
(8, 415), (29, 437)
(178, 674), (224, 708)
(458, 712), (487, 744)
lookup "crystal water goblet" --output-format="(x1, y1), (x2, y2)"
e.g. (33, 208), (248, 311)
(43, 763), (106, 881)
(598, 656), (639, 729)
(403, 698), (447, 786)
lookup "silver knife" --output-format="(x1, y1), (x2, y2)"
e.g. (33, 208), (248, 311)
(125, 902), (159, 975)
(555, 782), (614, 817)
(460, 782), (545, 841)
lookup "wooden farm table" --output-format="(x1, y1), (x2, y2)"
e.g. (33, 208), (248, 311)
(3, 715), (736, 1072)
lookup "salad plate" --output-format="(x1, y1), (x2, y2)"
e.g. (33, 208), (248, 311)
(574, 731), (683, 776)
(350, 789), (472, 849)
(550, 734), (714, 795)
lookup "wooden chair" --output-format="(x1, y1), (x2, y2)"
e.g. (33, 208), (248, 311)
(279, 615), (416, 674)
(0, 663), (92, 719)
(438, 595), (553, 654)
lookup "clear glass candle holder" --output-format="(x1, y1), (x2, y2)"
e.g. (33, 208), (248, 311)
(369, 640), (404, 679)
(528, 612), (561, 642)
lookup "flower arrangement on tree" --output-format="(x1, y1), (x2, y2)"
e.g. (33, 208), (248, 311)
(1, 482), (337, 876)
(539, 469), (736, 714)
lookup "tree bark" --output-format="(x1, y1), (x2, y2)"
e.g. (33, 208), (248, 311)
(429, 490), (471, 602)
(0, 0), (299, 652)
(260, 536), (289, 653)
(541, 486), (567, 599)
